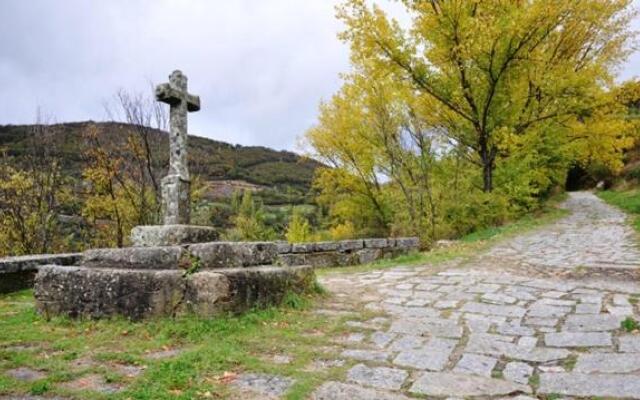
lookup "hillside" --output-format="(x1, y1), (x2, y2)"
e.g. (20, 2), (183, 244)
(0, 121), (322, 204)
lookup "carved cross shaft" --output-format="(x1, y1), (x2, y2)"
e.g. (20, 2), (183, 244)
(156, 70), (200, 225)
(156, 70), (200, 179)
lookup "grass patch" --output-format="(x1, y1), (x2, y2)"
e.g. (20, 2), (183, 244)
(621, 316), (640, 332)
(563, 354), (578, 371)
(0, 286), (355, 400)
(318, 198), (568, 276)
(598, 189), (640, 233)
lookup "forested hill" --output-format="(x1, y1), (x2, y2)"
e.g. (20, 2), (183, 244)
(0, 121), (321, 194)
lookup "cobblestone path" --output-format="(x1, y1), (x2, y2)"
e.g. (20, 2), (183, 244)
(311, 192), (640, 399)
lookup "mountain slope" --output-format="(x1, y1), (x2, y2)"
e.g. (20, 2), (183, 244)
(0, 121), (321, 202)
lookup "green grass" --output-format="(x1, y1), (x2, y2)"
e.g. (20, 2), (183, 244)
(319, 198), (569, 276)
(0, 288), (360, 400)
(598, 189), (640, 233)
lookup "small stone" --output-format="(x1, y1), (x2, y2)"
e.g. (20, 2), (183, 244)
(389, 317), (462, 338)
(311, 381), (413, 400)
(466, 283), (501, 294)
(465, 335), (569, 362)
(544, 331), (611, 347)
(339, 333), (365, 343)
(541, 290), (567, 298)
(539, 365), (565, 373)
(144, 348), (182, 360)
(517, 336), (538, 351)
(539, 298), (576, 307)
(613, 294), (631, 306)
(496, 322), (534, 336)
(527, 304), (571, 318)
(306, 359), (346, 371)
(539, 373), (640, 398)
(461, 302), (526, 318)
(453, 354), (497, 377)
(347, 364), (408, 390)
(409, 372), (531, 396)
(388, 335), (426, 351)
(563, 314), (621, 332)
(434, 300), (459, 309)
(572, 293), (603, 304)
(503, 361), (533, 384)
(393, 338), (457, 370)
(341, 349), (390, 362)
(60, 374), (122, 394)
(405, 299), (430, 307)
(524, 317), (558, 327)
(574, 353), (640, 373)
(481, 293), (517, 304)
(370, 332), (396, 348)
(112, 363), (145, 378)
(605, 305), (634, 316)
(575, 303), (601, 314)
(5, 367), (46, 381)
(619, 335), (640, 352)
(271, 355), (292, 365)
(232, 373), (295, 398)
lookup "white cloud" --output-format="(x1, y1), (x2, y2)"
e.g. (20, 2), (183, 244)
(0, 0), (638, 151)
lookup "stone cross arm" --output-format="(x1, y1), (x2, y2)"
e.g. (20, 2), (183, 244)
(155, 83), (200, 111)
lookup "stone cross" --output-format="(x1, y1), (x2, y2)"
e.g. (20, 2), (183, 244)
(156, 70), (200, 225)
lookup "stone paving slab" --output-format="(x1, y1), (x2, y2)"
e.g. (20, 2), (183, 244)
(539, 372), (640, 398)
(311, 382), (412, 400)
(574, 353), (640, 373)
(619, 335), (640, 352)
(346, 364), (407, 390)
(409, 372), (531, 396)
(392, 338), (457, 370)
(544, 331), (612, 347)
(231, 373), (295, 398)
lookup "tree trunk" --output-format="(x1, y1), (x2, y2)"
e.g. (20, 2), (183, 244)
(483, 161), (493, 192)
(479, 131), (494, 193)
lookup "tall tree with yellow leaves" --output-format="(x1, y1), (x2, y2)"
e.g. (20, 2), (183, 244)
(338, 0), (636, 192)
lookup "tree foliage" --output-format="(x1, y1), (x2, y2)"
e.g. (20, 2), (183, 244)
(337, 0), (636, 192)
(306, 0), (638, 245)
(224, 190), (277, 241)
(0, 122), (71, 256)
(285, 207), (313, 243)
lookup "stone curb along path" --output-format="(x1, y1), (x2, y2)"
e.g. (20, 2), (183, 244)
(298, 192), (640, 400)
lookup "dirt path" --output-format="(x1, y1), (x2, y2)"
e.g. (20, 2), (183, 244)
(310, 191), (640, 399)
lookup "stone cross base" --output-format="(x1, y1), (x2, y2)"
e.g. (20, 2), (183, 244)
(131, 225), (218, 247)
(161, 174), (191, 225)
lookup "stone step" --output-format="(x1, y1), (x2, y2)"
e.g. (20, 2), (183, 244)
(34, 264), (314, 320)
(82, 238), (420, 270)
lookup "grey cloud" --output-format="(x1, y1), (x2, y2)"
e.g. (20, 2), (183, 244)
(0, 0), (638, 151)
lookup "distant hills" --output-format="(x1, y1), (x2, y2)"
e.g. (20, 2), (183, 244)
(0, 121), (322, 204)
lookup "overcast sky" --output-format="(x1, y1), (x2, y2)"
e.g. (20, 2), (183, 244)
(1, 1), (639, 152)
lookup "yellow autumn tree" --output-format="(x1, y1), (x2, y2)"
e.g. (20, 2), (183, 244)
(0, 122), (72, 256)
(337, 0), (636, 192)
(306, 0), (637, 245)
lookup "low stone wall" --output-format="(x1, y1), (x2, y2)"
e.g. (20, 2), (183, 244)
(3, 238), (418, 297)
(82, 237), (419, 270)
(276, 237), (420, 268)
(0, 253), (81, 294)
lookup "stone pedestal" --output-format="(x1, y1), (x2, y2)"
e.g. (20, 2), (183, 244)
(32, 236), (418, 320)
(131, 224), (218, 247)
